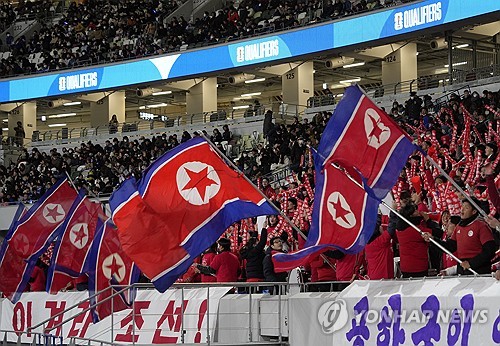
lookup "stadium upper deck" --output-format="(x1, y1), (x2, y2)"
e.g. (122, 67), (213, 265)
(0, 0), (498, 142)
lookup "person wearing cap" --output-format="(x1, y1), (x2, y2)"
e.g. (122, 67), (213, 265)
(196, 238), (240, 283)
(423, 198), (496, 275)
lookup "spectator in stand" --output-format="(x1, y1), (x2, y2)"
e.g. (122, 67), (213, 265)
(211, 128), (223, 143)
(424, 198), (496, 275)
(441, 215), (460, 272)
(108, 114), (119, 134)
(29, 259), (47, 291)
(197, 238), (240, 283)
(240, 227), (268, 283)
(405, 91), (423, 124)
(396, 203), (435, 278)
(197, 244), (218, 283)
(309, 254), (337, 292)
(365, 215), (395, 280)
(263, 236), (288, 293)
(335, 251), (365, 286)
(14, 121), (25, 146)
(261, 178), (276, 199)
(222, 125), (232, 142)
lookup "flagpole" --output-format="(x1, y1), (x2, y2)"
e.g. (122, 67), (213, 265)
(200, 135), (336, 269)
(328, 162), (479, 276)
(424, 154), (488, 218)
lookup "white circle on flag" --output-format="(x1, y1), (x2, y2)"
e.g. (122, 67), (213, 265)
(326, 192), (356, 229)
(364, 108), (391, 149)
(176, 161), (221, 206)
(69, 223), (89, 249)
(102, 253), (126, 282)
(42, 203), (66, 223)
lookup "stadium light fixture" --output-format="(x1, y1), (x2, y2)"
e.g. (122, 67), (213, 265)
(48, 123), (67, 127)
(63, 101), (81, 106)
(152, 91), (172, 96)
(444, 62), (467, 68)
(2, 128), (8, 131)
(343, 62), (365, 68)
(233, 105), (250, 110)
(48, 113), (77, 119)
(454, 44), (469, 49)
(339, 78), (361, 84)
(245, 78), (266, 84)
(240, 92), (262, 97)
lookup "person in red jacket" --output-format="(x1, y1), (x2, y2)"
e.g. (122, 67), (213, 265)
(335, 251), (365, 285)
(197, 238), (240, 283)
(424, 198), (496, 275)
(365, 215), (394, 280)
(310, 255), (337, 292)
(396, 204), (436, 278)
(198, 244), (217, 283)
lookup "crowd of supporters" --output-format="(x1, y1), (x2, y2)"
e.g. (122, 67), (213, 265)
(0, 0), (417, 77)
(4, 85), (500, 292)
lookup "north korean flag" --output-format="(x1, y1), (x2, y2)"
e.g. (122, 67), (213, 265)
(110, 137), (276, 292)
(8, 178), (79, 260)
(46, 194), (105, 294)
(273, 163), (380, 271)
(0, 204), (29, 302)
(83, 219), (140, 322)
(318, 85), (417, 199)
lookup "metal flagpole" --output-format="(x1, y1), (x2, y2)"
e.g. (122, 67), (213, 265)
(327, 162), (479, 276)
(200, 135), (336, 269)
(424, 154), (488, 218)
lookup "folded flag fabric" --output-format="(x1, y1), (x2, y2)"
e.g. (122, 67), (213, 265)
(110, 136), (276, 292)
(83, 219), (140, 322)
(273, 163), (380, 271)
(46, 194), (105, 294)
(8, 178), (79, 260)
(0, 204), (28, 302)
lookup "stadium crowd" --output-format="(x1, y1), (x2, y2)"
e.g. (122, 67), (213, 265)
(2, 85), (500, 292)
(0, 0), (417, 77)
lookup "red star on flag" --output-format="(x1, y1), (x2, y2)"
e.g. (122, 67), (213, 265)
(106, 255), (123, 280)
(72, 225), (87, 245)
(46, 205), (63, 222)
(14, 236), (28, 254)
(368, 114), (384, 142)
(330, 199), (350, 224)
(182, 167), (218, 200)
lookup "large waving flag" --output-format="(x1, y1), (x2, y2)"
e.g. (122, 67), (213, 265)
(8, 178), (79, 260)
(274, 86), (415, 271)
(46, 194), (104, 294)
(273, 163), (380, 271)
(83, 219), (140, 322)
(318, 85), (416, 199)
(110, 136), (276, 292)
(0, 204), (28, 301)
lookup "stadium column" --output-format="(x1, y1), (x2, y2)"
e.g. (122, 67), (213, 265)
(89, 91), (125, 128)
(281, 61), (314, 119)
(382, 43), (417, 94)
(185, 78), (217, 122)
(8, 102), (36, 145)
